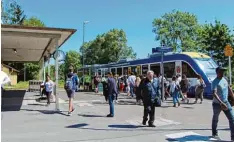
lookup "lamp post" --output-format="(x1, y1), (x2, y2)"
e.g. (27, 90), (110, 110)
(82, 21), (89, 89)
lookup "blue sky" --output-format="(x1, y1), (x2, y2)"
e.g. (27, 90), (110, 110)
(4, 0), (234, 58)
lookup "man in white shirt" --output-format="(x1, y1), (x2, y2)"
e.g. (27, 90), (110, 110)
(1, 70), (11, 96)
(128, 72), (136, 97)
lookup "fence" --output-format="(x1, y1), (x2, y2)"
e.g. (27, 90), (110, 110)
(28, 80), (43, 92)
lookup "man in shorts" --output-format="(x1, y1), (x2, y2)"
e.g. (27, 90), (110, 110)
(65, 67), (78, 116)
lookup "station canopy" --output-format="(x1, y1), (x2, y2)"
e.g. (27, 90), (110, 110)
(1, 24), (76, 62)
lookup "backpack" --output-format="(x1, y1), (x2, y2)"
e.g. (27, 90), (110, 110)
(175, 83), (181, 92)
(64, 77), (73, 91)
(200, 81), (206, 89)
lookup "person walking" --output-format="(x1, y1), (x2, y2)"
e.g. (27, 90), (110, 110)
(194, 74), (206, 104)
(211, 67), (234, 141)
(106, 72), (118, 117)
(141, 70), (160, 127)
(128, 72), (136, 98)
(135, 75), (142, 104)
(180, 74), (190, 104)
(64, 67), (78, 116)
(44, 75), (54, 106)
(170, 76), (181, 107)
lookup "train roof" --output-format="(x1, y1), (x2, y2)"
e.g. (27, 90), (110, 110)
(81, 52), (211, 69)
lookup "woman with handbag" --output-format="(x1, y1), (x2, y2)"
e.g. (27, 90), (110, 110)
(194, 74), (206, 104)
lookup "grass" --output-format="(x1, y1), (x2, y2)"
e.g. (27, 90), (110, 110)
(4, 80), (65, 90)
(4, 81), (29, 90)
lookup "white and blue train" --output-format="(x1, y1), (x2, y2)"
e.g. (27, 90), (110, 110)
(80, 52), (218, 98)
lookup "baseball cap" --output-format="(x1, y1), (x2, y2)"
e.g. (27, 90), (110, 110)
(216, 67), (227, 73)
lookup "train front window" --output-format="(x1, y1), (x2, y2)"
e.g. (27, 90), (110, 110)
(194, 58), (218, 81)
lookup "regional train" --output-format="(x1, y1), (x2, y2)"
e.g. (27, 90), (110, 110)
(80, 52), (218, 97)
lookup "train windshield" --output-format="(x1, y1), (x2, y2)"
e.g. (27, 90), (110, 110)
(194, 58), (218, 82)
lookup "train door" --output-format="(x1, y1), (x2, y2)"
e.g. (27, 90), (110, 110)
(175, 61), (182, 76)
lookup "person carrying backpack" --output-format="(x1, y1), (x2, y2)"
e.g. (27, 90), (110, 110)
(64, 70), (78, 116)
(170, 76), (181, 107)
(194, 74), (206, 104)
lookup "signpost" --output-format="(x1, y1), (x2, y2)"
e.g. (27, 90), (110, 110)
(152, 47), (173, 102)
(224, 45), (233, 85)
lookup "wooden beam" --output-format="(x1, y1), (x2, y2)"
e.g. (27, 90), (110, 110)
(1, 31), (61, 38)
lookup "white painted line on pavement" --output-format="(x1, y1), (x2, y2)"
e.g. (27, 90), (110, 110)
(77, 103), (94, 107)
(165, 131), (218, 141)
(126, 117), (180, 127)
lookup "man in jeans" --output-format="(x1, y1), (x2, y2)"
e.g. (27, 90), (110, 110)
(211, 67), (234, 141)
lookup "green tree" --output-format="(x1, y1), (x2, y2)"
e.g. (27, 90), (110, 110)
(152, 10), (200, 51)
(1, 0), (26, 25)
(198, 20), (234, 82)
(198, 20), (234, 67)
(80, 29), (136, 64)
(23, 17), (45, 27)
(64, 50), (81, 74)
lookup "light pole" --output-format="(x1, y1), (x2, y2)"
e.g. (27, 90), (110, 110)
(82, 21), (89, 90)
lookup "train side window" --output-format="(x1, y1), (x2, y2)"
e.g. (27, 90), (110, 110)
(123, 67), (128, 75)
(142, 65), (148, 75)
(98, 70), (101, 76)
(182, 62), (197, 78)
(150, 64), (160, 75)
(131, 66), (137, 74)
(164, 62), (175, 78)
(117, 68), (122, 76)
(111, 68), (116, 75)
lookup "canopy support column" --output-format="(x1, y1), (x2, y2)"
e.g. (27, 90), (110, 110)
(54, 38), (60, 111)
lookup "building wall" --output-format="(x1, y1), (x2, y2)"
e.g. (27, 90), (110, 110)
(2, 65), (18, 85)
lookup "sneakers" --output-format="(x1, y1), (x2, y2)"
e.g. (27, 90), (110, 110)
(68, 112), (72, 116)
(148, 123), (156, 127)
(106, 114), (114, 117)
(68, 108), (75, 116)
(142, 120), (147, 125)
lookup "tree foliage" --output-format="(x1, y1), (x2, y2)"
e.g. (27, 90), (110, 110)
(80, 29), (136, 64)
(1, 1), (26, 25)
(23, 17), (45, 27)
(152, 10), (200, 51)
(198, 20), (234, 66)
(64, 50), (81, 73)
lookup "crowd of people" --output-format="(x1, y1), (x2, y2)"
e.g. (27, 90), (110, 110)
(92, 71), (207, 108)
(29, 65), (234, 141)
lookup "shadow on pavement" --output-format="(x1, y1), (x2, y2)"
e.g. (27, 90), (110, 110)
(166, 135), (228, 142)
(21, 108), (69, 116)
(108, 124), (142, 129)
(1, 90), (26, 111)
(78, 127), (228, 132)
(78, 114), (105, 117)
(66, 123), (89, 128)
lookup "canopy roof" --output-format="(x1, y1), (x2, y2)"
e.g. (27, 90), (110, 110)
(1, 24), (76, 62)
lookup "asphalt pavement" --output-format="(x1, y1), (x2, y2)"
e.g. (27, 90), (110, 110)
(1, 91), (232, 142)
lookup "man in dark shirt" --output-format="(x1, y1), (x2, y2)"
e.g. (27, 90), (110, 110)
(140, 70), (160, 127)
(107, 72), (118, 117)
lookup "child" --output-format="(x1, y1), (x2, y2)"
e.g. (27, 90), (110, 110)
(170, 76), (180, 107)
(64, 73), (75, 116)
(44, 75), (54, 106)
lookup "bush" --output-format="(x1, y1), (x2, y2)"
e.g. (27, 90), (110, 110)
(58, 80), (64, 88)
